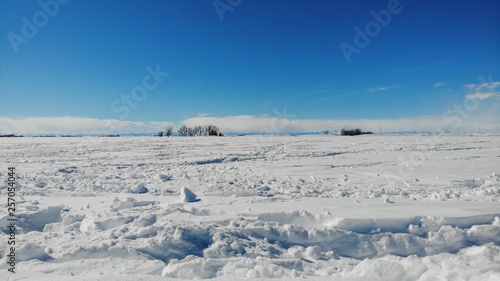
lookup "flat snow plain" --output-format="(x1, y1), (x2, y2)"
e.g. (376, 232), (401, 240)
(1, 135), (499, 280)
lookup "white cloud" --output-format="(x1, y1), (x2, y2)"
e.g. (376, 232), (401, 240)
(433, 82), (445, 88)
(366, 85), (401, 93)
(463, 80), (500, 100)
(465, 92), (500, 100)
(463, 81), (500, 91)
(182, 114), (500, 133)
(261, 100), (276, 107)
(2, 110), (499, 135)
(367, 86), (389, 92)
(308, 89), (329, 96)
(0, 116), (174, 135)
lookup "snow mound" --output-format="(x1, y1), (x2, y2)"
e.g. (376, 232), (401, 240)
(156, 173), (172, 182)
(180, 187), (200, 202)
(0, 205), (67, 233)
(128, 184), (148, 194)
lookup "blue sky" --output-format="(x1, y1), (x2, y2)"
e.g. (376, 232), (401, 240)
(0, 0), (499, 134)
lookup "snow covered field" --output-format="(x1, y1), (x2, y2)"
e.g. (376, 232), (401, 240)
(1, 135), (499, 280)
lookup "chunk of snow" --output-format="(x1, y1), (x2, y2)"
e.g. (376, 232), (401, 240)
(180, 187), (200, 202)
(157, 173), (172, 181)
(128, 184), (148, 194)
(34, 182), (46, 188)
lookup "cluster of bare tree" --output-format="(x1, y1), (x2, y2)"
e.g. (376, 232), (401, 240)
(177, 125), (222, 137)
(158, 127), (174, 137)
(340, 128), (373, 136)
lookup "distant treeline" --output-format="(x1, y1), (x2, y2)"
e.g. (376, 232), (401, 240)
(340, 128), (373, 136)
(158, 125), (223, 137)
(2, 128), (376, 138)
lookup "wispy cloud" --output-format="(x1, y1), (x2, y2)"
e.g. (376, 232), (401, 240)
(306, 85), (331, 101)
(325, 85), (400, 100)
(261, 100), (276, 107)
(319, 90), (360, 100)
(433, 82), (445, 88)
(463, 80), (500, 100)
(465, 92), (500, 100)
(463, 81), (500, 91)
(401, 61), (453, 74)
(307, 89), (329, 96)
(366, 85), (401, 92)
(306, 82), (331, 97)
(0, 116), (173, 134)
(367, 86), (389, 92)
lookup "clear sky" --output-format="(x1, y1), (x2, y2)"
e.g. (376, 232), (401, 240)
(0, 0), (499, 134)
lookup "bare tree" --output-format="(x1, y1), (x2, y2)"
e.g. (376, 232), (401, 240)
(340, 128), (373, 136)
(193, 125), (202, 136)
(205, 125), (220, 136)
(166, 127), (173, 137)
(200, 126), (208, 136)
(178, 125), (189, 137)
(177, 124), (222, 137)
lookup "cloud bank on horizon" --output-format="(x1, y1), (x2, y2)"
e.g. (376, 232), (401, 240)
(0, 116), (174, 135)
(1, 110), (499, 135)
